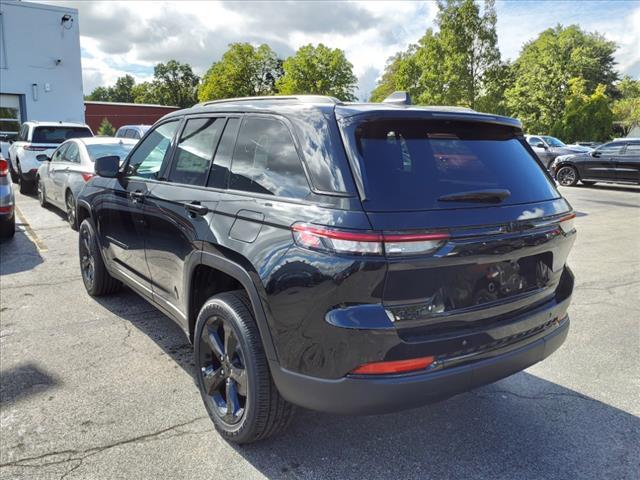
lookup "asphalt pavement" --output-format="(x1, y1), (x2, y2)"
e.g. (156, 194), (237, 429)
(1, 184), (639, 479)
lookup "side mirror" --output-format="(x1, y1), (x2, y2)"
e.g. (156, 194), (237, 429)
(534, 142), (547, 149)
(94, 155), (120, 178)
(591, 151), (601, 158)
(36, 154), (50, 162)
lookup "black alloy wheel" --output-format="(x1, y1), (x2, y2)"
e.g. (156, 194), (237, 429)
(79, 223), (96, 291)
(66, 192), (77, 230)
(556, 166), (578, 186)
(198, 314), (248, 426)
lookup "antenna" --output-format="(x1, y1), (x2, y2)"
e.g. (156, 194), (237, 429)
(383, 91), (412, 106)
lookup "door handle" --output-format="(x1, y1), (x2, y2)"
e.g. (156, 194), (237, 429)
(129, 190), (146, 203)
(185, 202), (209, 216)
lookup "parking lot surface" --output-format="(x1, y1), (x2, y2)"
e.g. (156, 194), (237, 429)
(1, 184), (639, 480)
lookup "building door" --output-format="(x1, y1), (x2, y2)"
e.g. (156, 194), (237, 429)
(0, 94), (22, 145)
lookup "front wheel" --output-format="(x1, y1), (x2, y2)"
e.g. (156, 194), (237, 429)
(556, 166), (579, 186)
(78, 219), (121, 296)
(194, 291), (295, 444)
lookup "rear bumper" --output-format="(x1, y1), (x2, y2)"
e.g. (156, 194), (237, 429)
(271, 315), (569, 415)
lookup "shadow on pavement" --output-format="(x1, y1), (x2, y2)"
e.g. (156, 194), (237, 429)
(0, 363), (59, 405)
(578, 184), (640, 194)
(0, 225), (43, 275)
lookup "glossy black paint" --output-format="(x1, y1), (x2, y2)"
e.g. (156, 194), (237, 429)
(551, 140), (640, 185)
(77, 97), (576, 414)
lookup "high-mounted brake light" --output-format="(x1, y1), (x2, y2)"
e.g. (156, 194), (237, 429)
(0, 159), (8, 177)
(558, 212), (576, 234)
(81, 172), (94, 182)
(291, 224), (449, 256)
(351, 356), (435, 375)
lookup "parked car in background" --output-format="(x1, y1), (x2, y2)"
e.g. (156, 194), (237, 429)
(525, 135), (591, 169)
(550, 139), (640, 186)
(0, 152), (16, 239)
(8, 122), (93, 194)
(37, 137), (136, 229)
(115, 125), (150, 140)
(76, 94), (576, 443)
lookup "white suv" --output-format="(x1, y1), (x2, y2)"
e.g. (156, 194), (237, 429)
(8, 122), (93, 193)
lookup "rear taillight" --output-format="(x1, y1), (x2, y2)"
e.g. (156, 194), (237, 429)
(81, 172), (94, 182)
(24, 144), (47, 151)
(291, 224), (449, 256)
(351, 356), (435, 375)
(0, 159), (8, 177)
(558, 213), (576, 234)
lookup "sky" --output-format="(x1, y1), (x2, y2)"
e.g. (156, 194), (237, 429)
(43, 0), (640, 99)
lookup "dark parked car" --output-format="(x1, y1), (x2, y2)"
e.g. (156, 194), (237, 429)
(525, 135), (591, 169)
(551, 139), (640, 186)
(76, 94), (576, 443)
(0, 153), (15, 239)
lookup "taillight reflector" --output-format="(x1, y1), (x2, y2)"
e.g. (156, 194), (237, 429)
(558, 212), (576, 234)
(351, 356), (435, 375)
(292, 224), (449, 256)
(81, 172), (94, 182)
(0, 159), (8, 177)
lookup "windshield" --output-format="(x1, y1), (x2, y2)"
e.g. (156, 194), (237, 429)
(33, 127), (93, 144)
(86, 143), (135, 162)
(541, 136), (566, 147)
(353, 119), (559, 211)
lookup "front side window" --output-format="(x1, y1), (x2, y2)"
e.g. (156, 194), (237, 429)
(168, 117), (224, 186)
(527, 136), (543, 146)
(229, 117), (309, 199)
(596, 142), (624, 156)
(125, 120), (179, 179)
(51, 144), (68, 163)
(63, 143), (80, 163)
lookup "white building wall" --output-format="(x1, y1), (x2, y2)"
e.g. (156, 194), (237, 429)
(0, 0), (84, 123)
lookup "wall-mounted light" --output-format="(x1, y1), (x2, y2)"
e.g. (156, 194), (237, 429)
(61, 14), (73, 29)
(32, 83), (38, 101)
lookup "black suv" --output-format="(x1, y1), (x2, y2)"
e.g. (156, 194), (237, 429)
(76, 94), (576, 443)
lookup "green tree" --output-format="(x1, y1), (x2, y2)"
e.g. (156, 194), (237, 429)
(558, 78), (613, 142)
(505, 25), (618, 133)
(612, 76), (640, 135)
(86, 86), (112, 101)
(110, 75), (136, 103)
(97, 118), (115, 136)
(198, 43), (282, 102)
(152, 60), (200, 108)
(132, 81), (159, 104)
(277, 44), (358, 101)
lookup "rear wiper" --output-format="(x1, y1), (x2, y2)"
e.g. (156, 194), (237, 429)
(438, 189), (511, 204)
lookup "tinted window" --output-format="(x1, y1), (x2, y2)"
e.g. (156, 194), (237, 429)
(32, 127), (92, 144)
(126, 129), (138, 139)
(229, 117), (309, 198)
(63, 143), (80, 163)
(126, 121), (179, 179)
(622, 144), (640, 156)
(208, 118), (240, 189)
(527, 136), (542, 145)
(353, 119), (559, 211)
(115, 128), (126, 138)
(86, 143), (135, 162)
(51, 144), (67, 163)
(19, 124), (29, 141)
(168, 117), (223, 186)
(597, 142), (624, 156)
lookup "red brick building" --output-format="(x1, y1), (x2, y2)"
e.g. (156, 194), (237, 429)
(84, 101), (180, 132)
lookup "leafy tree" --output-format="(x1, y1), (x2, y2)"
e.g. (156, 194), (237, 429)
(198, 43), (282, 101)
(97, 118), (115, 136)
(132, 81), (159, 104)
(110, 75), (136, 103)
(86, 86), (112, 102)
(612, 76), (640, 135)
(505, 25), (618, 133)
(152, 60), (200, 108)
(557, 78), (613, 142)
(277, 44), (358, 101)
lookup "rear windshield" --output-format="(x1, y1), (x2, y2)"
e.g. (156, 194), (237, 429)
(32, 127), (93, 144)
(354, 119), (559, 211)
(86, 143), (135, 162)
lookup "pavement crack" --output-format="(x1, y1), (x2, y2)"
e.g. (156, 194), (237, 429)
(0, 416), (209, 473)
(472, 389), (600, 403)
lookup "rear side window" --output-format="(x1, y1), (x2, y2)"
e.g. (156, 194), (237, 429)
(32, 127), (92, 144)
(208, 118), (240, 189)
(353, 119), (559, 211)
(229, 117), (310, 199)
(622, 144), (640, 156)
(168, 117), (223, 186)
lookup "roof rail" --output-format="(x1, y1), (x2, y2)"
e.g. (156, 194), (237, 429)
(200, 95), (342, 107)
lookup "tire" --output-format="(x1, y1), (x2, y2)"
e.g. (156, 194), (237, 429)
(0, 215), (15, 240)
(66, 190), (78, 230)
(17, 165), (35, 195)
(556, 165), (579, 187)
(8, 161), (19, 184)
(37, 177), (49, 207)
(78, 218), (121, 296)
(581, 180), (596, 186)
(194, 291), (295, 444)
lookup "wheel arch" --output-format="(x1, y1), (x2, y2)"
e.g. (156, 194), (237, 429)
(76, 199), (93, 226)
(187, 252), (278, 362)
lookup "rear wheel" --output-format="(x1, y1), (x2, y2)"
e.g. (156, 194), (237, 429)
(66, 191), (77, 230)
(194, 291), (295, 444)
(0, 215), (15, 240)
(37, 177), (48, 207)
(8, 161), (19, 184)
(17, 164), (34, 194)
(556, 166), (579, 187)
(78, 218), (121, 296)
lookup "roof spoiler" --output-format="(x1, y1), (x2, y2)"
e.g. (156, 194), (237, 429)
(383, 91), (412, 106)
